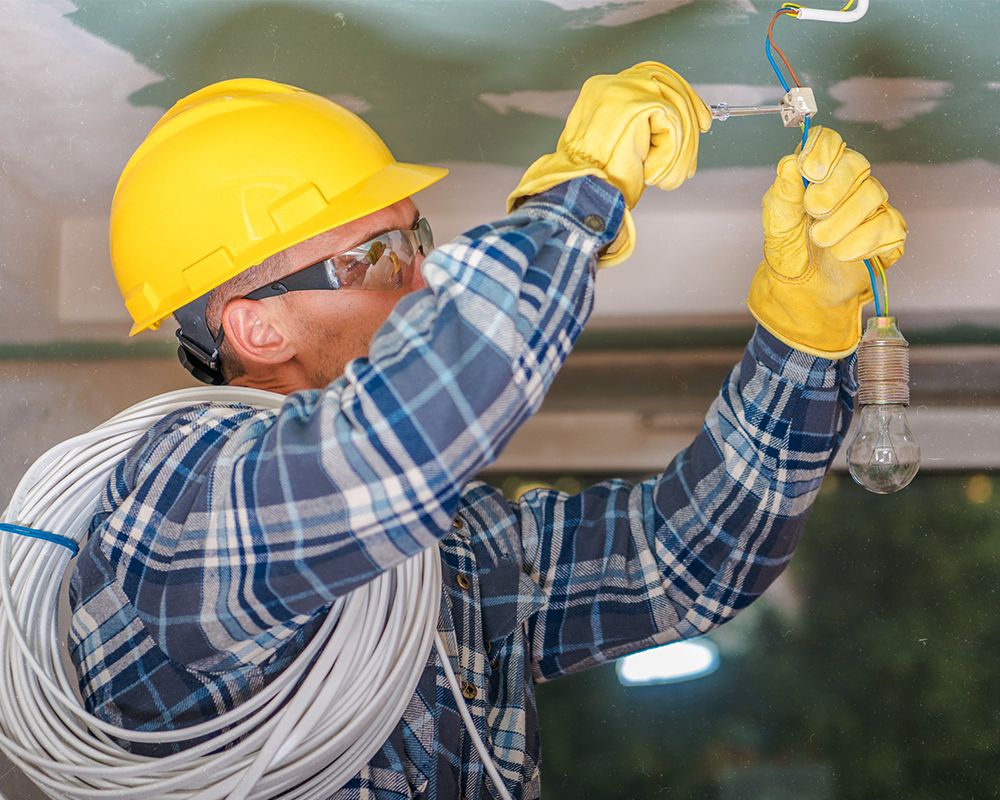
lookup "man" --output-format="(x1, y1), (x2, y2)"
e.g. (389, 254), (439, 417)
(69, 64), (905, 797)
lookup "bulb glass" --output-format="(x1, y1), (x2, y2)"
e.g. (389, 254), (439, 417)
(847, 404), (920, 494)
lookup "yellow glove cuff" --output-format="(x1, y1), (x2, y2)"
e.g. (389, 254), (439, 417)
(507, 156), (635, 268)
(506, 159), (607, 214)
(747, 260), (864, 361)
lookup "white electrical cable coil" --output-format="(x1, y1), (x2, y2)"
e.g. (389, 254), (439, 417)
(0, 387), (514, 800)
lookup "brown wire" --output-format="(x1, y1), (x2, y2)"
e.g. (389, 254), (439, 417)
(768, 9), (802, 88)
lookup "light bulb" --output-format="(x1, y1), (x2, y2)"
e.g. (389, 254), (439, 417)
(846, 317), (921, 494)
(847, 405), (920, 493)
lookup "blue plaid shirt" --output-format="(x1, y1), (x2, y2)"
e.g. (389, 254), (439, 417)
(69, 177), (857, 799)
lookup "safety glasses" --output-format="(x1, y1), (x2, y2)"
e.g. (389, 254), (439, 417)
(245, 217), (434, 301)
(175, 218), (434, 385)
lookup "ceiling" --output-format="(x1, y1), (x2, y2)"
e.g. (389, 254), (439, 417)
(5, 0), (998, 210)
(1, 0), (997, 339)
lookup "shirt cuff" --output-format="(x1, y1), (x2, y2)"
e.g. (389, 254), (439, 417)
(748, 324), (858, 391)
(514, 176), (626, 253)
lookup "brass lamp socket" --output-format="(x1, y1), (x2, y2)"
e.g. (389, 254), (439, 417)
(856, 316), (910, 407)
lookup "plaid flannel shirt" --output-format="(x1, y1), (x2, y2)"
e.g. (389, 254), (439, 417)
(69, 176), (857, 799)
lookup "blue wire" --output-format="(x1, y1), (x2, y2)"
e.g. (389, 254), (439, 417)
(784, 46), (883, 316)
(864, 259), (882, 317)
(765, 37), (791, 93)
(0, 523), (78, 557)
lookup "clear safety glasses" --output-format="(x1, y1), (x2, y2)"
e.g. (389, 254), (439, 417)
(245, 217), (434, 301)
(175, 218), (435, 385)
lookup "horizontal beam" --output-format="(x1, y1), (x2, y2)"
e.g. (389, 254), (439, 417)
(485, 406), (1000, 474)
(3, 314), (1000, 361)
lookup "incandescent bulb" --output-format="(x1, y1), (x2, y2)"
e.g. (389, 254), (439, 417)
(845, 316), (921, 494)
(847, 404), (920, 493)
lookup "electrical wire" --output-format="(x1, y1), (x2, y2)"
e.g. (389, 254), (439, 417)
(873, 255), (889, 314)
(0, 387), (514, 800)
(766, 9), (801, 91)
(781, 0), (857, 15)
(863, 259), (883, 317)
(769, 11), (801, 87)
(765, 13), (792, 91)
(764, 39), (789, 94)
(764, 39), (791, 93)
(770, 4), (886, 318)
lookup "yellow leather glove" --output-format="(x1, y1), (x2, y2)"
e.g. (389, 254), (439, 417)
(507, 61), (712, 266)
(747, 126), (907, 360)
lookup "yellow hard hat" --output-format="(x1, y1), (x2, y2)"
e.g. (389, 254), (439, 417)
(110, 78), (448, 335)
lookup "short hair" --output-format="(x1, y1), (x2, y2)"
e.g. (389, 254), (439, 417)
(205, 250), (290, 383)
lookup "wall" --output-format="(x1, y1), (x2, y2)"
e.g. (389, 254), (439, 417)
(0, 173), (61, 343)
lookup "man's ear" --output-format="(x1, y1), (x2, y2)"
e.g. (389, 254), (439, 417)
(222, 299), (298, 367)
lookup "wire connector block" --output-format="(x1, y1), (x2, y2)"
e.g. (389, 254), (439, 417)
(780, 87), (817, 127)
(709, 87), (817, 127)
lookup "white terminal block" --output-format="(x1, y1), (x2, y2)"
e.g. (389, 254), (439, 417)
(780, 87), (817, 128)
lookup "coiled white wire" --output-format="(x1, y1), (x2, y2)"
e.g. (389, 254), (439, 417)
(0, 387), (513, 800)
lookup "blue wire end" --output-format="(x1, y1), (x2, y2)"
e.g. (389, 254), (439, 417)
(863, 259), (882, 317)
(800, 116), (811, 187)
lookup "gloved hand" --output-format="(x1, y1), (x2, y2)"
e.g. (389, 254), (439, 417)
(747, 126), (907, 360)
(507, 61), (712, 266)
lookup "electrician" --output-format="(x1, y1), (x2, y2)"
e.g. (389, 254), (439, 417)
(69, 63), (905, 797)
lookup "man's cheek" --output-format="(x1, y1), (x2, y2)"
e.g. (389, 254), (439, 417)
(410, 261), (427, 292)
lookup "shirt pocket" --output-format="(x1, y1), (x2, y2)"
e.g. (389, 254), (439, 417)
(476, 558), (547, 653)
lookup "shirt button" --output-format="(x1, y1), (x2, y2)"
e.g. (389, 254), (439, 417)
(456, 573), (471, 591)
(452, 517), (469, 540)
(484, 640), (492, 655)
(461, 680), (478, 700)
(583, 214), (605, 233)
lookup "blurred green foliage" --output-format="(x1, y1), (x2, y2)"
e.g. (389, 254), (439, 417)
(502, 472), (1000, 799)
